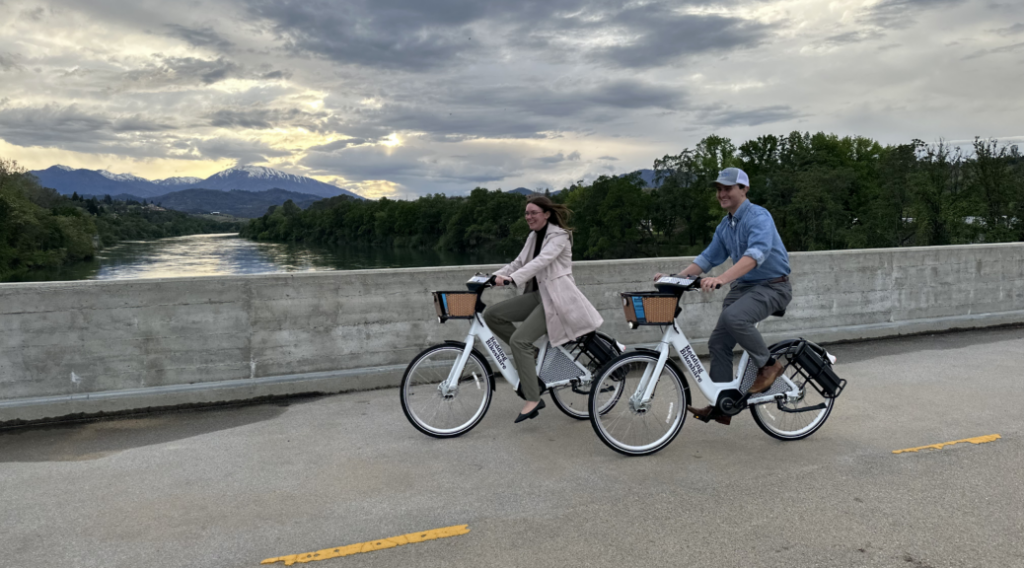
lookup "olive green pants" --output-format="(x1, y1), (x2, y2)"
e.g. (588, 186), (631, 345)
(482, 292), (547, 402)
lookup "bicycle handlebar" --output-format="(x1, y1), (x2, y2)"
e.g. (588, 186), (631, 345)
(657, 275), (721, 291)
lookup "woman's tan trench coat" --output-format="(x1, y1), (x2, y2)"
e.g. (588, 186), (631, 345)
(494, 223), (604, 346)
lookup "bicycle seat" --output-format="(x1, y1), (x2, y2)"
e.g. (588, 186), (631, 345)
(771, 309), (786, 318)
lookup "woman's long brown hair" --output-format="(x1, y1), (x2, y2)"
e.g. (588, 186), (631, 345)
(527, 195), (573, 231)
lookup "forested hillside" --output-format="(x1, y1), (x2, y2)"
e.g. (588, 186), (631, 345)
(0, 158), (241, 281)
(241, 132), (1024, 261)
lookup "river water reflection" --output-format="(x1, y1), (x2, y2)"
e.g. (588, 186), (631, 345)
(12, 234), (511, 282)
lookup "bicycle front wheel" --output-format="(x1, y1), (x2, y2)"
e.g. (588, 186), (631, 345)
(588, 352), (689, 456)
(400, 344), (493, 438)
(750, 344), (834, 441)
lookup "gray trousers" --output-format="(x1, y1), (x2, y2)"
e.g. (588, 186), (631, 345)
(708, 281), (793, 384)
(482, 292), (547, 402)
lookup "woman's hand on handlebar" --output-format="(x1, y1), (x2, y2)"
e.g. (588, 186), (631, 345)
(493, 275), (512, 287)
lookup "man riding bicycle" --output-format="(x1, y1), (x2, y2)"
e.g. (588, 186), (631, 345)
(655, 167), (792, 425)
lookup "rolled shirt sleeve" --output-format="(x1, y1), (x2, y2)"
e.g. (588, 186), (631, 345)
(742, 210), (773, 267)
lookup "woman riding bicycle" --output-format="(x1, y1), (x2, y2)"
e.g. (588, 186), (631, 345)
(485, 196), (604, 423)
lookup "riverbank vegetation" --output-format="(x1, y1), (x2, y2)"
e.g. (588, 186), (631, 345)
(242, 132), (1023, 261)
(0, 158), (241, 281)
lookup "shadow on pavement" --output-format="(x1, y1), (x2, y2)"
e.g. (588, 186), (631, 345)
(0, 397), (317, 463)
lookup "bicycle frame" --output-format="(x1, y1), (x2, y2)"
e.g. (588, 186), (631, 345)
(438, 312), (590, 397)
(630, 318), (801, 411)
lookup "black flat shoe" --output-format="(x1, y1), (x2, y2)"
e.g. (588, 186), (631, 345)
(514, 399), (546, 423)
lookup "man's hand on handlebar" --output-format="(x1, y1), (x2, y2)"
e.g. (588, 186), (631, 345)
(699, 276), (726, 291)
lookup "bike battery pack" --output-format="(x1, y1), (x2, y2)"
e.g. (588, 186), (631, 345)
(791, 341), (846, 398)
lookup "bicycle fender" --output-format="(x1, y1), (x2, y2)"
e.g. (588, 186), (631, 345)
(443, 340), (497, 390)
(627, 348), (691, 394)
(662, 358), (691, 396)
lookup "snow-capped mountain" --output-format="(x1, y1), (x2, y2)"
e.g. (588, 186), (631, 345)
(31, 166), (162, 197)
(193, 166), (358, 198)
(30, 165), (363, 200)
(155, 176), (203, 187)
(97, 170), (150, 183)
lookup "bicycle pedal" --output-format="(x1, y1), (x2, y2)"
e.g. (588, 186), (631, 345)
(692, 412), (714, 423)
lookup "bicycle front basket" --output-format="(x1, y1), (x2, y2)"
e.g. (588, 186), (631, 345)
(433, 291), (478, 321)
(620, 292), (678, 327)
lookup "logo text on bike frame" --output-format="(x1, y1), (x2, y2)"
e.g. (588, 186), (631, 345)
(485, 336), (509, 370)
(679, 345), (703, 383)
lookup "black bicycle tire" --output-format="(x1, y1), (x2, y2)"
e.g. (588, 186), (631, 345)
(588, 352), (690, 456)
(400, 343), (494, 438)
(749, 343), (835, 441)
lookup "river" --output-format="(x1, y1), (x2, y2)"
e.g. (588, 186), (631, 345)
(9, 234), (511, 282)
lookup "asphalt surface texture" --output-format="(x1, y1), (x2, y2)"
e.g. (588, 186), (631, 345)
(1, 326), (1022, 568)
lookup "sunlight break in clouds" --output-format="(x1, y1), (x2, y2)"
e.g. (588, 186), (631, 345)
(1, 0), (1022, 198)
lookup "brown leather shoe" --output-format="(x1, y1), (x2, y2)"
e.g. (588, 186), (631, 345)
(749, 361), (784, 394)
(687, 405), (731, 425)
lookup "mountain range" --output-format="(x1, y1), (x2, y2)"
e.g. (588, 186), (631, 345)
(31, 165), (363, 200)
(117, 188), (332, 219)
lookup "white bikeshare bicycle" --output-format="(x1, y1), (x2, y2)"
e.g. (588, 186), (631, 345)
(400, 274), (625, 438)
(588, 276), (847, 456)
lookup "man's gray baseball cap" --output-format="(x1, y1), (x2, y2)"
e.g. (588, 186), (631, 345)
(710, 167), (750, 188)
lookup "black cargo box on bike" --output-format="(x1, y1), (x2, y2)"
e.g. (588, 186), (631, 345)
(784, 340), (846, 398)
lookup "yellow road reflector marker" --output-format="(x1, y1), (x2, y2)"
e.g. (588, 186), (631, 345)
(261, 524), (470, 566)
(893, 434), (1001, 455)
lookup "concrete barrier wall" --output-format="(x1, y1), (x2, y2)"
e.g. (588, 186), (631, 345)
(2, 243), (1023, 422)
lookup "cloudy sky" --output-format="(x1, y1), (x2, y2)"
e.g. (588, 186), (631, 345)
(1, 0), (1022, 198)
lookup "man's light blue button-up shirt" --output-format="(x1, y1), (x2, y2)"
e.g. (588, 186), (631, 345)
(693, 199), (790, 283)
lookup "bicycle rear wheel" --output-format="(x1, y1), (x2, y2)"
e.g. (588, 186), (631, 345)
(550, 332), (623, 419)
(750, 343), (834, 440)
(400, 344), (493, 438)
(588, 352), (689, 456)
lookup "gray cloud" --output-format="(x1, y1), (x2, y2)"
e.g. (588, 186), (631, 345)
(699, 105), (803, 128)
(963, 41), (1024, 60)
(120, 56), (241, 86)
(536, 152), (568, 164)
(821, 30), (886, 46)
(992, 23), (1024, 37)
(0, 102), (288, 163)
(245, 0), (487, 71)
(584, 8), (771, 68)
(336, 79), (686, 141)
(111, 114), (176, 132)
(243, 0), (769, 72)
(301, 143), (518, 185)
(206, 107), (328, 130)
(114, 55), (292, 90)
(20, 7), (46, 22)
(163, 24), (235, 50)
(189, 136), (292, 163)
(0, 104), (115, 149)
(307, 139), (368, 152)
(860, 0), (966, 30)
(0, 53), (25, 72)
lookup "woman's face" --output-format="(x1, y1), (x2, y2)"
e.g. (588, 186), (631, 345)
(525, 203), (551, 231)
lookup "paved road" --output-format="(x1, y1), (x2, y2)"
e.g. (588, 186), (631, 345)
(2, 327), (1022, 568)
